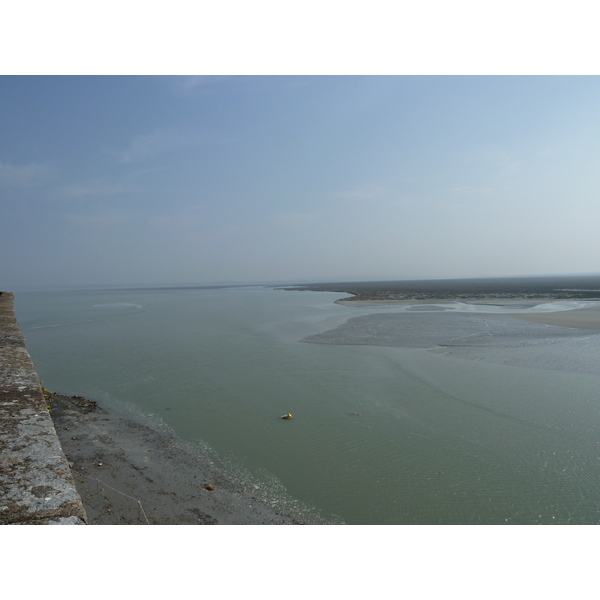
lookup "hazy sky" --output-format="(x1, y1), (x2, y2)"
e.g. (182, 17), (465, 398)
(2, 75), (600, 289)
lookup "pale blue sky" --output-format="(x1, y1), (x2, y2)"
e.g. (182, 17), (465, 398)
(2, 75), (600, 289)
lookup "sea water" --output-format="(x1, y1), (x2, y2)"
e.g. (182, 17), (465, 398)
(13, 286), (600, 524)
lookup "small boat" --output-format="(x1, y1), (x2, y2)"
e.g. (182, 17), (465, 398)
(281, 413), (293, 419)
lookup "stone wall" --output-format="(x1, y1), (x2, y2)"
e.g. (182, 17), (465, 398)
(0, 292), (87, 524)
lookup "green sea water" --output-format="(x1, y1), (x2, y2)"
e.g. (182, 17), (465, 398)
(14, 286), (600, 524)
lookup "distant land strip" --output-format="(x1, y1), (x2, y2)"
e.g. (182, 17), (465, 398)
(281, 275), (600, 302)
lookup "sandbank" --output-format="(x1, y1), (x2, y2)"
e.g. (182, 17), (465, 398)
(335, 298), (546, 308)
(513, 304), (600, 330)
(335, 297), (600, 330)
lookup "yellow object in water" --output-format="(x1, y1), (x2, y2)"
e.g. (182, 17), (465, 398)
(281, 413), (293, 419)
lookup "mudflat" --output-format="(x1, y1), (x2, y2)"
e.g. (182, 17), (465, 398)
(514, 305), (600, 330)
(49, 394), (302, 524)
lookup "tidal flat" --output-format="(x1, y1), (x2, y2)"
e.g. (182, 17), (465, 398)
(16, 279), (600, 524)
(49, 393), (313, 524)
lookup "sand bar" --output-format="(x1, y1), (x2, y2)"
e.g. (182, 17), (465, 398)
(513, 305), (600, 330)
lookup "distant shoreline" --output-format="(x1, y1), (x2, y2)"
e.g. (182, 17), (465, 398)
(282, 275), (600, 304)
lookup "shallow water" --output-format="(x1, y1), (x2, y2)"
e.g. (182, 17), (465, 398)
(14, 286), (600, 524)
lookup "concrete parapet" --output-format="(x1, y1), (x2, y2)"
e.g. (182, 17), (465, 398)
(0, 292), (87, 524)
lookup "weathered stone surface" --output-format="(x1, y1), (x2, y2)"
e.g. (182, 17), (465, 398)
(0, 292), (87, 525)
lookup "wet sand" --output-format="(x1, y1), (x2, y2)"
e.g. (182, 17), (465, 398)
(335, 298), (547, 308)
(335, 297), (600, 330)
(303, 299), (600, 378)
(514, 305), (600, 329)
(339, 298), (600, 330)
(49, 394), (304, 524)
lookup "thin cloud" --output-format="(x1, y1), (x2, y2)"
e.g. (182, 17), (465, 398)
(450, 186), (496, 195)
(270, 211), (316, 225)
(149, 204), (206, 229)
(171, 75), (227, 93)
(334, 185), (390, 201)
(57, 182), (125, 199)
(0, 162), (54, 187)
(62, 211), (130, 226)
(462, 145), (522, 176)
(113, 128), (194, 163)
